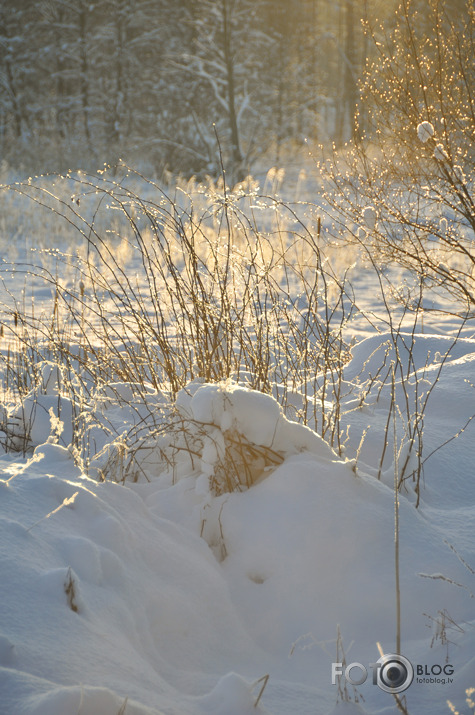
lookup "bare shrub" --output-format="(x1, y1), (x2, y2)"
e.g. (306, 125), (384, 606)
(321, 0), (475, 311)
(0, 166), (355, 470)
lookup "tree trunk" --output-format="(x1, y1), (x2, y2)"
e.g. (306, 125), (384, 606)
(78, 4), (91, 147)
(222, 0), (244, 181)
(344, 0), (358, 141)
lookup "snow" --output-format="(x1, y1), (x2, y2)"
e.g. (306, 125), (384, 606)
(0, 173), (474, 715)
(434, 143), (449, 162)
(1, 333), (474, 714)
(179, 382), (336, 459)
(417, 121), (435, 143)
(362, 206), (377, 230)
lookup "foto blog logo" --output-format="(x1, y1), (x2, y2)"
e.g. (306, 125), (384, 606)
(332, 654), (414, 694)
(332, 654), (455, 693)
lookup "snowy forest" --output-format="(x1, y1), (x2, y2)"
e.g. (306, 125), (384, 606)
(0, 2), (475, 715)
(0, 0), (468, 176)
(2, 0), (368, 175)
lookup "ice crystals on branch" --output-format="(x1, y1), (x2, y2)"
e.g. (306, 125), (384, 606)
(434, 143), (449, 162)
(417, 121), (435, 143)
(453, 165), (465, 183)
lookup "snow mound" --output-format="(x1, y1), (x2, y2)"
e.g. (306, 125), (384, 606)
(177, 380), (336, 457)
(7, 393), (74, 450)
(0, 456), (269, 714)
(172, 381), (338, 495)
(1, 335), (475, 714)
(344, 332), (475, 382)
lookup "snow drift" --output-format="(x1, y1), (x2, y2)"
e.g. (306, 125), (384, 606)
(0, 335), (474, 714)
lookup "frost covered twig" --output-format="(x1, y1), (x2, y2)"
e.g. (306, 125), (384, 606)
(418, 572), (474, 599)
(26, 491), (79, 532)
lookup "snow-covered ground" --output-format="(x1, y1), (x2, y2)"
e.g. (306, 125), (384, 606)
(0, 169), (474, 715)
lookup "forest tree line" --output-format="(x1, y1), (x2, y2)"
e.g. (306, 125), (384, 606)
(0, 0), (470, 177)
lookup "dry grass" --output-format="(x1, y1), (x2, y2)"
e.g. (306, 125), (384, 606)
(0, 166), (357, 474)
(0, 165), (471, 500)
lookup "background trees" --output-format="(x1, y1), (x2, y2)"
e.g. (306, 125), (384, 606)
(3, 0), (469, 180)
